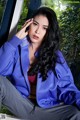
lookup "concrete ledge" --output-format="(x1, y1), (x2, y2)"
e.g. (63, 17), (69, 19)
(0, 113), (21, 120)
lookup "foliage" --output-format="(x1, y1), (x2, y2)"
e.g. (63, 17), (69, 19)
(0, 105), (13, 115)
(59, 5), (80, 88)
(59, 6), (80, 63)
(0, 0), (6, 24)
(17, 0), (29, 31)
(0, 4), (3, 23)
(42, 0), (54, 7)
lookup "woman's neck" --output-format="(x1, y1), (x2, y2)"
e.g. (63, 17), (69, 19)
(29, 43), (39, 66)
(30, 42), (40, 53)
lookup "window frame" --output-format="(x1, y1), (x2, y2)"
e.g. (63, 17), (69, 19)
(0, 0), (16, 46)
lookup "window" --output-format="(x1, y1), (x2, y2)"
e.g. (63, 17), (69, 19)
(17, 0), (29, 31)
(0, 0), (7, 27)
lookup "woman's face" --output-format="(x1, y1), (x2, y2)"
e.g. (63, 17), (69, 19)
(28, 15), (49, 45)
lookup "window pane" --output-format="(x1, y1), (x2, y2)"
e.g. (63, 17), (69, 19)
(0, 0), (7, 26)
(17, 0), (29, 31)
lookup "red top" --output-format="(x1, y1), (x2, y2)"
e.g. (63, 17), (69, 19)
(28, 74), (37, 104)
(28, 74), (37, 84)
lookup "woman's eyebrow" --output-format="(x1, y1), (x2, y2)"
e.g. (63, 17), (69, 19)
(33, 19), (38, 24)
(33, 19), (48, 28)
(43, 25), (48, 28)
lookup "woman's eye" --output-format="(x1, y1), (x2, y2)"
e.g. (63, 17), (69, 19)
(43, 27), (48, 30)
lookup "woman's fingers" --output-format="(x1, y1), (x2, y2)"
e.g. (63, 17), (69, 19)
(16, 18), (33, 39)
(22, 18), (33, 29)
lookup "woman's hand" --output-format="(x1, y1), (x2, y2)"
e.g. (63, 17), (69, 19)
(16, 18), (33, 39)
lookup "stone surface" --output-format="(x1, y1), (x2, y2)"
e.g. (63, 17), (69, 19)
(0, 113), (21, 120)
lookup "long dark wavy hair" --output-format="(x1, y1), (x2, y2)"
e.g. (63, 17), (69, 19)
(28, 7), (61, 81)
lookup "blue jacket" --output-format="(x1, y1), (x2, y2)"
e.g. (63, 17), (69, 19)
(0, 36), (80, 108)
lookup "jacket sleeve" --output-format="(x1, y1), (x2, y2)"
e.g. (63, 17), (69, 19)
(0, 36), (22, 76)
(55, 50), (80, 109)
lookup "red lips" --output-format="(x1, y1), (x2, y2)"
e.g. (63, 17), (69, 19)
(33, 35), (39, 40)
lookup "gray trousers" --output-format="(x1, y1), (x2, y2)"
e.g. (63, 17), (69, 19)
(0, 76), (80, 120)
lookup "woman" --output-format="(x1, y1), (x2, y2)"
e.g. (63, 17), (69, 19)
(0, 7), (80, 120)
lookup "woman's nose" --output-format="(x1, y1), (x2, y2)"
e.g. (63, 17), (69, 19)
(35, 27), (40, 34)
